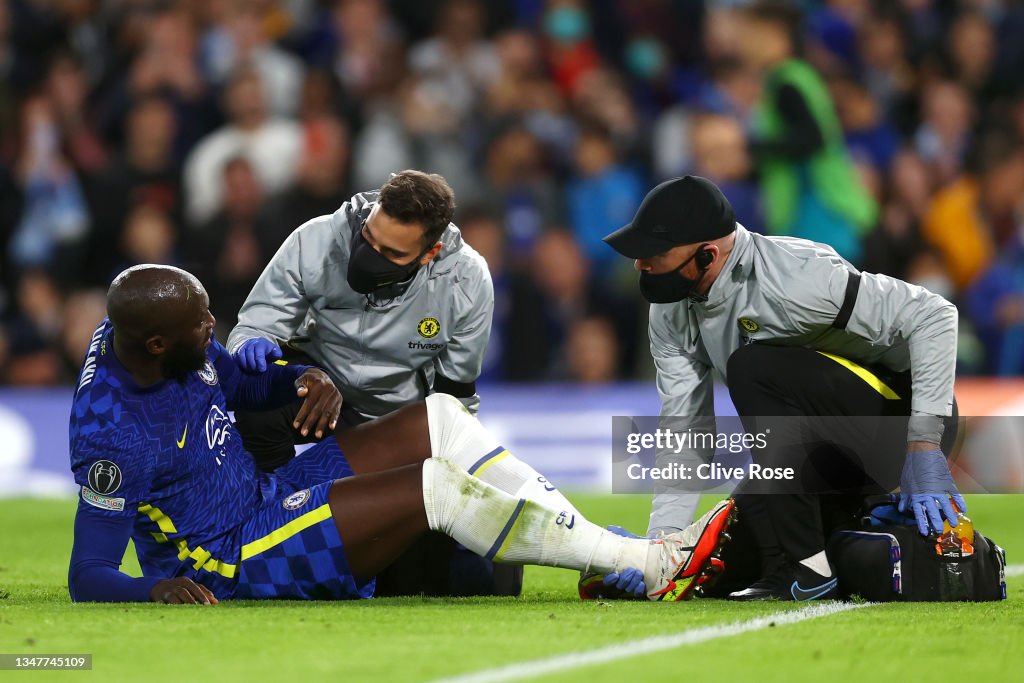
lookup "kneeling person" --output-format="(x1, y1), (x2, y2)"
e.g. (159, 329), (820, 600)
(68, 266), (734, 603)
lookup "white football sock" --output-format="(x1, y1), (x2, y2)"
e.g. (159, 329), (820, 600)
(425, 393), (580, 516)
(799, 550), (832, 577)
(421, 458), (653, 575)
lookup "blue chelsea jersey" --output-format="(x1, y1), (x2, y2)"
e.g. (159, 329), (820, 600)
(69, 319), (275, 579)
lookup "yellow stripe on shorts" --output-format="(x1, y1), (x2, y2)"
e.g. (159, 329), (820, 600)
(240, 503), (333, 561)
(816, 352), (901, 400)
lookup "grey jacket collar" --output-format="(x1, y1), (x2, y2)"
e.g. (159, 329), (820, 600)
(700, 224), (753, 309)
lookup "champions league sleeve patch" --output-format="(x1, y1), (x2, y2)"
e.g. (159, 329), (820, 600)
(87, 460), (123, 495)
(82, 458), (125, 511)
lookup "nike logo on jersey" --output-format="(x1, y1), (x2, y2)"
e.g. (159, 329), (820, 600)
(790, 577), (838, 601)
(177, 425), (188, 449)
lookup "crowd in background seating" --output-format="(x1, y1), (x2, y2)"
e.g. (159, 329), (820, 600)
(4, 0), (1024, 385)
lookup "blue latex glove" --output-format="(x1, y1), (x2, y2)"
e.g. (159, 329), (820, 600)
(602, 567), (646, 597)
(898, 448), (967, 536)
(233, 338), (283, 373)
(603, 526), (646, 596)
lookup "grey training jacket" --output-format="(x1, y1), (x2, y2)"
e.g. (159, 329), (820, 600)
(227, 191), (494, 418)
(648, 224), (958, 533)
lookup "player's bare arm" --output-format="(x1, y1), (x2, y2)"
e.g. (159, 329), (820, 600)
(293, 368), (342, 439)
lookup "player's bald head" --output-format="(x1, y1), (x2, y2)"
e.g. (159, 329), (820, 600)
(107, 265), (206, 340)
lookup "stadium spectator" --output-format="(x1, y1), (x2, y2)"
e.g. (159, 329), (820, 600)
(703, 4), (745, 64)
(2, 270), (64, 386)
(571, 68), (645, 163)
(967, 240), (1024, 376)
(104, 8), (210, 156)
(408, 0), (499, 122)
(182, 66), (301, 226)
(486, 29), (545, 116)
(857, 9), (916, 123)
(186, 157), (270, 336)
(832, 75), (902, 174)
(502, 229), (590, 382)
(946, 10), (999, 100)
(2, 327), (61, 386)
(14, 270), (63, 346)
(861, 148), (934, 280)
(297, 68), (353, 126)
(622, 33), (674, 117)
(485, 33), (578, 165)
(200, 2), (305, 119)
(688, 113), (763, 235)
(58, 288), (107, 376)
(914, 80), (974, 186)
(480, 124), (562, 265)
(351, 71), (481, 200)
(456, 207), (506, 382)
(565, 316), (621, 384)
(9, 95), (91, 281)
(44, 51), (107, 174)
(803, 1), (861, 74)
(393, 76), (481, 200)
(567, 126), (645, 268)
(740, 1), (877, 265)
(84, 94), (182, 286)
(541, 0), (600, 97)
(323, 0), (406, 104)
(258, 114), (352, 237)
(116, 203), (180, 278)
(922, 130), (1024, 290)
(504, 230), (636, 381)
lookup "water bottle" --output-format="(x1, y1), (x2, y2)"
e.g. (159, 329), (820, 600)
(935, 500), (973, 600)
(934, 504), (974, 558)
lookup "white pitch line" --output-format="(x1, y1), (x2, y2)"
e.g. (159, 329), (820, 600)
(429, 602), (871, 683)
(1006, 564), (1024, 578)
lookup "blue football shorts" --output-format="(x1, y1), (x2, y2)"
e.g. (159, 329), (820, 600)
(231, 439), (374, 600)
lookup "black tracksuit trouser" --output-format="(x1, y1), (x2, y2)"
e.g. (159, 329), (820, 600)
(723, 343), (957, 579)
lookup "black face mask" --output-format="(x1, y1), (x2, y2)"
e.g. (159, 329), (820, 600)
(638, 248), (711, 304)
(347, 229), (431, 295)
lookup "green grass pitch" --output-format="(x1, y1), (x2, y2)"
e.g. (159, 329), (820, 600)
(1, 493), (1021, 682)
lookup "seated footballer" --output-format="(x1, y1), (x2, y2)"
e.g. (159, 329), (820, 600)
(68, 265), (734, 604)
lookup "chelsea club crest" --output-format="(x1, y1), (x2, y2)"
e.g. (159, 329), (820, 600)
(198, 360), (218, 386)
(283, 489), (311, 511)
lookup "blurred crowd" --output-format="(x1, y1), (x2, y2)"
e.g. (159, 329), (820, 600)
(4, 0), (1024, 387)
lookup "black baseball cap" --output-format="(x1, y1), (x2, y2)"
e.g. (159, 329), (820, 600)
(603, 175), (736, 259)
